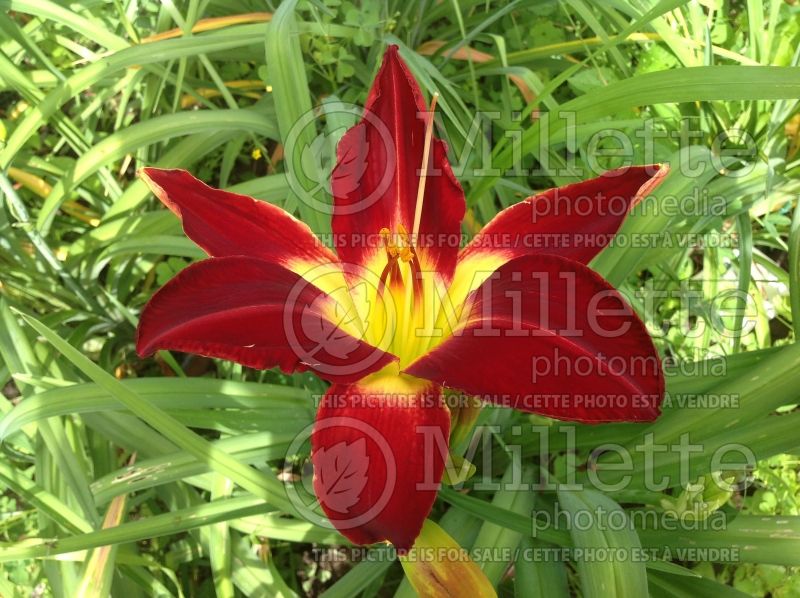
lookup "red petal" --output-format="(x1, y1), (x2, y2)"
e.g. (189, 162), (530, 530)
(405, 254), (663, 423)
(459, 165), (668, 268)
(136, 256), (395, 383)
(140, 168), (338, 270)
(311, 377), (450, 550)
(331, 45), (465, 282)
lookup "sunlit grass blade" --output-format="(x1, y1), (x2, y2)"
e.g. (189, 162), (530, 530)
(15, 310), (297, 514)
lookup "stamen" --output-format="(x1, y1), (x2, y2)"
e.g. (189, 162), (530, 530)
(396, 223), (414, 262)
(377, 259), (392, 297)
(379, 223), (422, 304)
(409, 254), (423, 299)
(390, 259), (404, 288)
(411, 92), (439, 247)
(380, 227), (398, 259)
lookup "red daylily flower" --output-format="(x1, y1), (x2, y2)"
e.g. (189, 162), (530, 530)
(137, 45), (666, 552)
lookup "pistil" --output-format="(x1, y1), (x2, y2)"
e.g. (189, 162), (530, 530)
(411, 91), (439, 246)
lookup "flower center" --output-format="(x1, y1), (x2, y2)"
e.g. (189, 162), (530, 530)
(358, 91), (452, 368)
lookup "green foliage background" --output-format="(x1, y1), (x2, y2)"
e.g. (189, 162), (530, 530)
(1, 0), (800, 596)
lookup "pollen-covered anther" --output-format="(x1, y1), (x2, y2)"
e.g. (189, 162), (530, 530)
(378, 224), (423, 299)
(380, 227), (399, 259)
(380, 225), (415, 263)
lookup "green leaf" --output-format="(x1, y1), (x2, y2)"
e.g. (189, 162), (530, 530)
(15, 310), (297, 514)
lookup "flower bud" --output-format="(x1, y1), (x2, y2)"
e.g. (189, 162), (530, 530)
(399, 519), (496, 597)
